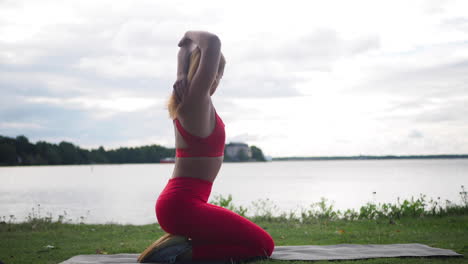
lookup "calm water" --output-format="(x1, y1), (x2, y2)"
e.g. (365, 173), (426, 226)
(1, 159), (467, 225)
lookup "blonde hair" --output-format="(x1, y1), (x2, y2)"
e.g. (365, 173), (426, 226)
(168, 48), (225, 119)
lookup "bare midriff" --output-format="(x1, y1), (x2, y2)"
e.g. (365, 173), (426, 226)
(171, 156), (223, 183)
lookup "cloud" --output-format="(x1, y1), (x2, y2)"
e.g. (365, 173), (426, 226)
(413, 99), (468, 124)
(0, 122), (44, 130)
(408, 130), (424, 139)
(342, 40), (468, 133)
(0, 99), (174, 149)
(442, 17), (468, 32)
(228, 133), (262, 144)
(221, 28), (380, 98)
(1, 0), (468, 155)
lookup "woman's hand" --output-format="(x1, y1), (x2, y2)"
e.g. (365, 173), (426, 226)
(178, 34), (192, 47)
(178, 31), (220, 51)
(173, 75), (189, 103)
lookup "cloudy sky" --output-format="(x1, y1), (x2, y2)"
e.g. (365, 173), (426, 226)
(1, 0), (467, 157)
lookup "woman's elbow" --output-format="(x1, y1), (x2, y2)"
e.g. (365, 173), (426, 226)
(210, 34), (221, 44)
(206, 35), (221, 50)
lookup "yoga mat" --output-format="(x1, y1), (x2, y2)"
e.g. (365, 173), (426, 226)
(270, 243), (462, 260)
(59, 243), (462, 263)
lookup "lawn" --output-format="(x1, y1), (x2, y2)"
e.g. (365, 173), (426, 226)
(1, 215), (466, 264)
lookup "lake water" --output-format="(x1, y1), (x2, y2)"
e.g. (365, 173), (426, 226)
(1, 159), (467, 225)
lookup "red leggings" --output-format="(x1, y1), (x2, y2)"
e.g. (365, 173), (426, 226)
(155, 177), (275, 262)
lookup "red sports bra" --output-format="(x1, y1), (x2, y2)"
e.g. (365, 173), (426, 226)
(174, 111), (226, 157)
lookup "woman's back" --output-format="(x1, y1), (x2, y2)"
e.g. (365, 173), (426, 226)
(172, 102), (225, 183)
(169, 31), (226, 183)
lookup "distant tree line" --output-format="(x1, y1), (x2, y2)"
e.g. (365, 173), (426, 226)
(0, 135), (174, 166)
(273, 155), (468, 161)
(0, 135), (268, 166)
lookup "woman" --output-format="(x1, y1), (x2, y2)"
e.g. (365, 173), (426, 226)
(137, 31), (275, 263)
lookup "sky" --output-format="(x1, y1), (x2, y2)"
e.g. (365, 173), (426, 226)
(1, 0), (468, 157)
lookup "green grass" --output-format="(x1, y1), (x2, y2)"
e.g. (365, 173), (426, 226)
(1, 215), (467, 264)
(2, 188), (467, 264)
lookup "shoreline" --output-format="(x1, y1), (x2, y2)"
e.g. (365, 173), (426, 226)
(273, 154), (468, 161)
(1, 155), (468, 167)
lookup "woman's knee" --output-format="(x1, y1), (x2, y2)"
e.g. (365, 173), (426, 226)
(251, 230), (274, 257)
(263, 232), (275, 256)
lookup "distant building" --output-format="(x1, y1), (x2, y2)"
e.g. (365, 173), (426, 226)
(160, 157), (175, 163)
(225, 142), (252, 161)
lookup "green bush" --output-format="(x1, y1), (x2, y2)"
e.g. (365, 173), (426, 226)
(211, 186), (468, 223)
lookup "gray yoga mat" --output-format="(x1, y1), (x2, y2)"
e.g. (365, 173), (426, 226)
(59, 243), (462, 263)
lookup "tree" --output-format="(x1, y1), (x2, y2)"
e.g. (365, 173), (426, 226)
(88, 146), (108, 163)
(250, 145), (266, 161)
(36, 141), (62, 165)
(15, 135), (31, 153)
(237, 149), (249, 161)
(0, 143), (17, 165)
(15, 135), (36, 164)
(59, 141), (79, 164)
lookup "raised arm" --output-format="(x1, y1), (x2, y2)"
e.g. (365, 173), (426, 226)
(172, 44), (193, 103)
(178, 31), (221, 99)
(176, 46), (190, 79)
(176, 42), (197, 78)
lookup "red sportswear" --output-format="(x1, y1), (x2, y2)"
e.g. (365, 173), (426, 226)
(156, 177), (275, 261)
(174, 111), (225, 157)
